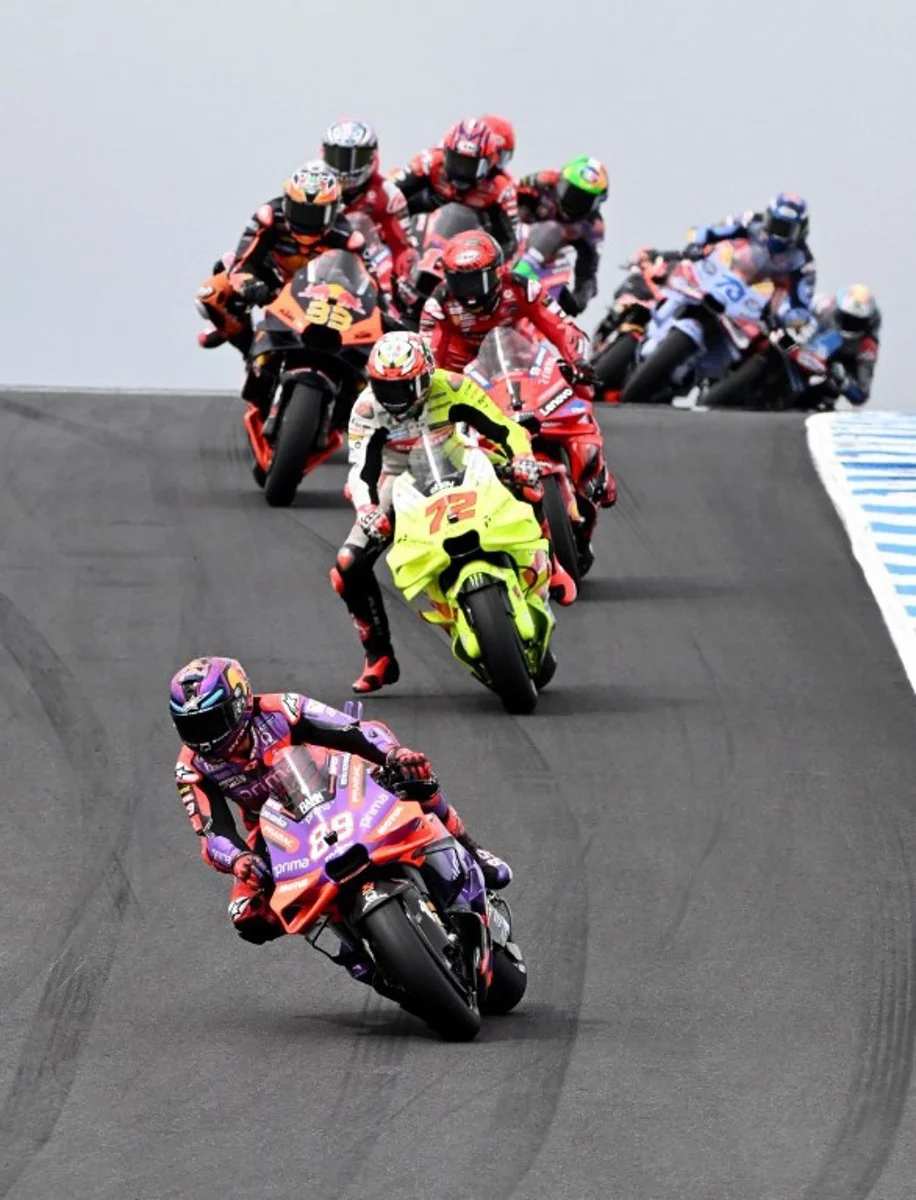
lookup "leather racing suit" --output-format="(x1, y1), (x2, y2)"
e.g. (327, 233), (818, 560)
(517, 170), (605, 314)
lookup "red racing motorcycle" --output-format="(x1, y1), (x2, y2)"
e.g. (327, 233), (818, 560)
(464, 327), (611, 585)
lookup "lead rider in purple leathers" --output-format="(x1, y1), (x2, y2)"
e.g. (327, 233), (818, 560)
(169, 656), (511, 952)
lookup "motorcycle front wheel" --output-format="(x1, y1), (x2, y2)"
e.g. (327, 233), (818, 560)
(621, 328), (697, 406)
(464, 583), (538, 714)
(263, 383), (324, 508)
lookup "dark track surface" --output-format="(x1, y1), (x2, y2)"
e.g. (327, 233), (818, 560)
(2, 391), (916, 1200)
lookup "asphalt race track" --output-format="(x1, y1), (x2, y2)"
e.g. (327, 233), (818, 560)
(2, 391), (916, 1200)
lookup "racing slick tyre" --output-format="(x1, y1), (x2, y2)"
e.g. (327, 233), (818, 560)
(621, 329), (697, 406)
(534, 646), (557, 691)
(464, 583), (538, 714)
(700, 353), (770, 410)
(592, 332), (639, 396)
(542, 473), (581, 592)
(263, 383), (323, 508)
(362, 894), (482, 1041)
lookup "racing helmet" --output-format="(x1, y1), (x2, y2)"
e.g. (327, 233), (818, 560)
(556, 156), (609, 221)
(442, 229), (504, 312)
(169, 656), (254, 757)
(442, 119), (498, 191)
(322, 119), (379, 194)
(283, 161), (342, 241)
(835, 283), (878, 339)
(481, 114), (516, 170)
(763, 193), (809, 253)
(368, 331), (435, 419)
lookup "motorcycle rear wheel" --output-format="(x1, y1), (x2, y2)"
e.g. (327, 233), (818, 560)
(542, 473), (580, 592)
(362, 896), (481, 1041)
(263, 383), (323, 508)
(621, 328), (697, 406)
(464, 583), (538, 714)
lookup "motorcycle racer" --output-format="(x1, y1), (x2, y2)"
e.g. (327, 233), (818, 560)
(320, 118), (419, 295)
(684, 192), (816, 316)
(420, 230), (591, 373)
(332, 331), (577, 695)
(811, 285), (881, 407)
(480, 114), (515, 169)
(516, 156), (609, 316)
(391, 118), (520, 257)
(170, 656), (512, 948)
(196, 162), (370, 363)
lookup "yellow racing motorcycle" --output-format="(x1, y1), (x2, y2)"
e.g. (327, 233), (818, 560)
(386, 434), (556, 714)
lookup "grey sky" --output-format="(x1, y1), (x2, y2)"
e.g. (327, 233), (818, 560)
(2, 0), (913, 406)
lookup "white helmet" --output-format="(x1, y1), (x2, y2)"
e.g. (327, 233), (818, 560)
(322, 119), (379, 193)
(836, 284), (877, 340)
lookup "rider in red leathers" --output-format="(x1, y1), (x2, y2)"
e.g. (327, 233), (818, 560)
(391, 118), (520, 257)
(419, 229), (591, 374)
(170, 656), (512, 958)
(320, 119), (419, 299)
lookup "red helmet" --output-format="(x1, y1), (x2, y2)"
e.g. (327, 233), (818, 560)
(481, 115), (515, 169)
(442, 229), (503, 312)
(442, 118), (497, 191)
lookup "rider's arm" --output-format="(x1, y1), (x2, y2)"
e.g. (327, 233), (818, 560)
(175, 754), (249, 872)
(376, 179), (420, 265)
(232, 200), (282, 281)
(389, 152), (433, 212)
(788, 255), (817, 312)
(418, 294), (453, 366)
(346, 398), (389, 507)
(266, 693), (393, 765)
(516, 276), (589, 361)
(438, 371), (532, 458)
(686, 212), (751, 248)
(488, 175), (520, 257)
(850, 337), (879, 405)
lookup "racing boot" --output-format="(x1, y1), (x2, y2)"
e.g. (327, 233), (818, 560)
(549, 556), (577, 606)
(352, 648), (400, 694)
(433, 796), (512, 890)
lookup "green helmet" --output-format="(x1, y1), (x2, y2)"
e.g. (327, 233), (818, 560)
(557, 156), (609, 221)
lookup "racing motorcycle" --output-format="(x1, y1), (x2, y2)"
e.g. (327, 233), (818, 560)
(700, 320), (847, 411)
(465, 327), (607, 584)
(399, 203), (483, 327)
(245, 214), (387, 507)
(589, 251), (677, 401)
(621, 240), (776, 406)
(513, 220), (579, 312)
(386, 433), (556, 714)
(260, 722), (526, 1041)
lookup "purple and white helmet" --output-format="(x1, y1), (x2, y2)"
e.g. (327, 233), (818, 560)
(322, 119), (379, 193)
(169, 656), (253, 757)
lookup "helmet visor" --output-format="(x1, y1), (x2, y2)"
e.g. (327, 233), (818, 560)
(323, 143), (374, 178)
(373, 374), (428, 418)
(445, 265), (500, 305)
(444, 149), (486, 189)
(765, 212), (801, 244)
(838, 309), (870, 336)
(284, 195), (337, 235)
(170, 702), (239, 752)
(557, 179), (600, 221)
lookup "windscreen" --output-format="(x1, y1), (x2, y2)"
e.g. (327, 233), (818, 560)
(405, 432), (469, 497)
(267, 747), (331, 818)
(468, 327), (542, 383)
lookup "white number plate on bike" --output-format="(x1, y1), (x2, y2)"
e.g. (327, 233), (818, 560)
(699, 257), (767, 321)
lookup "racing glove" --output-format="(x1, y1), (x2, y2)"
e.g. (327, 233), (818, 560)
(357, 505), (393, 543)
(828, 361), (849, 395)
(509, 454), (544, 504)
(231, 851), (270, 886)
(560, 358), (600, 389)
(235, 277), (273, 307)
(682, 242), (707, 261)
(386, 746), (434, 783)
